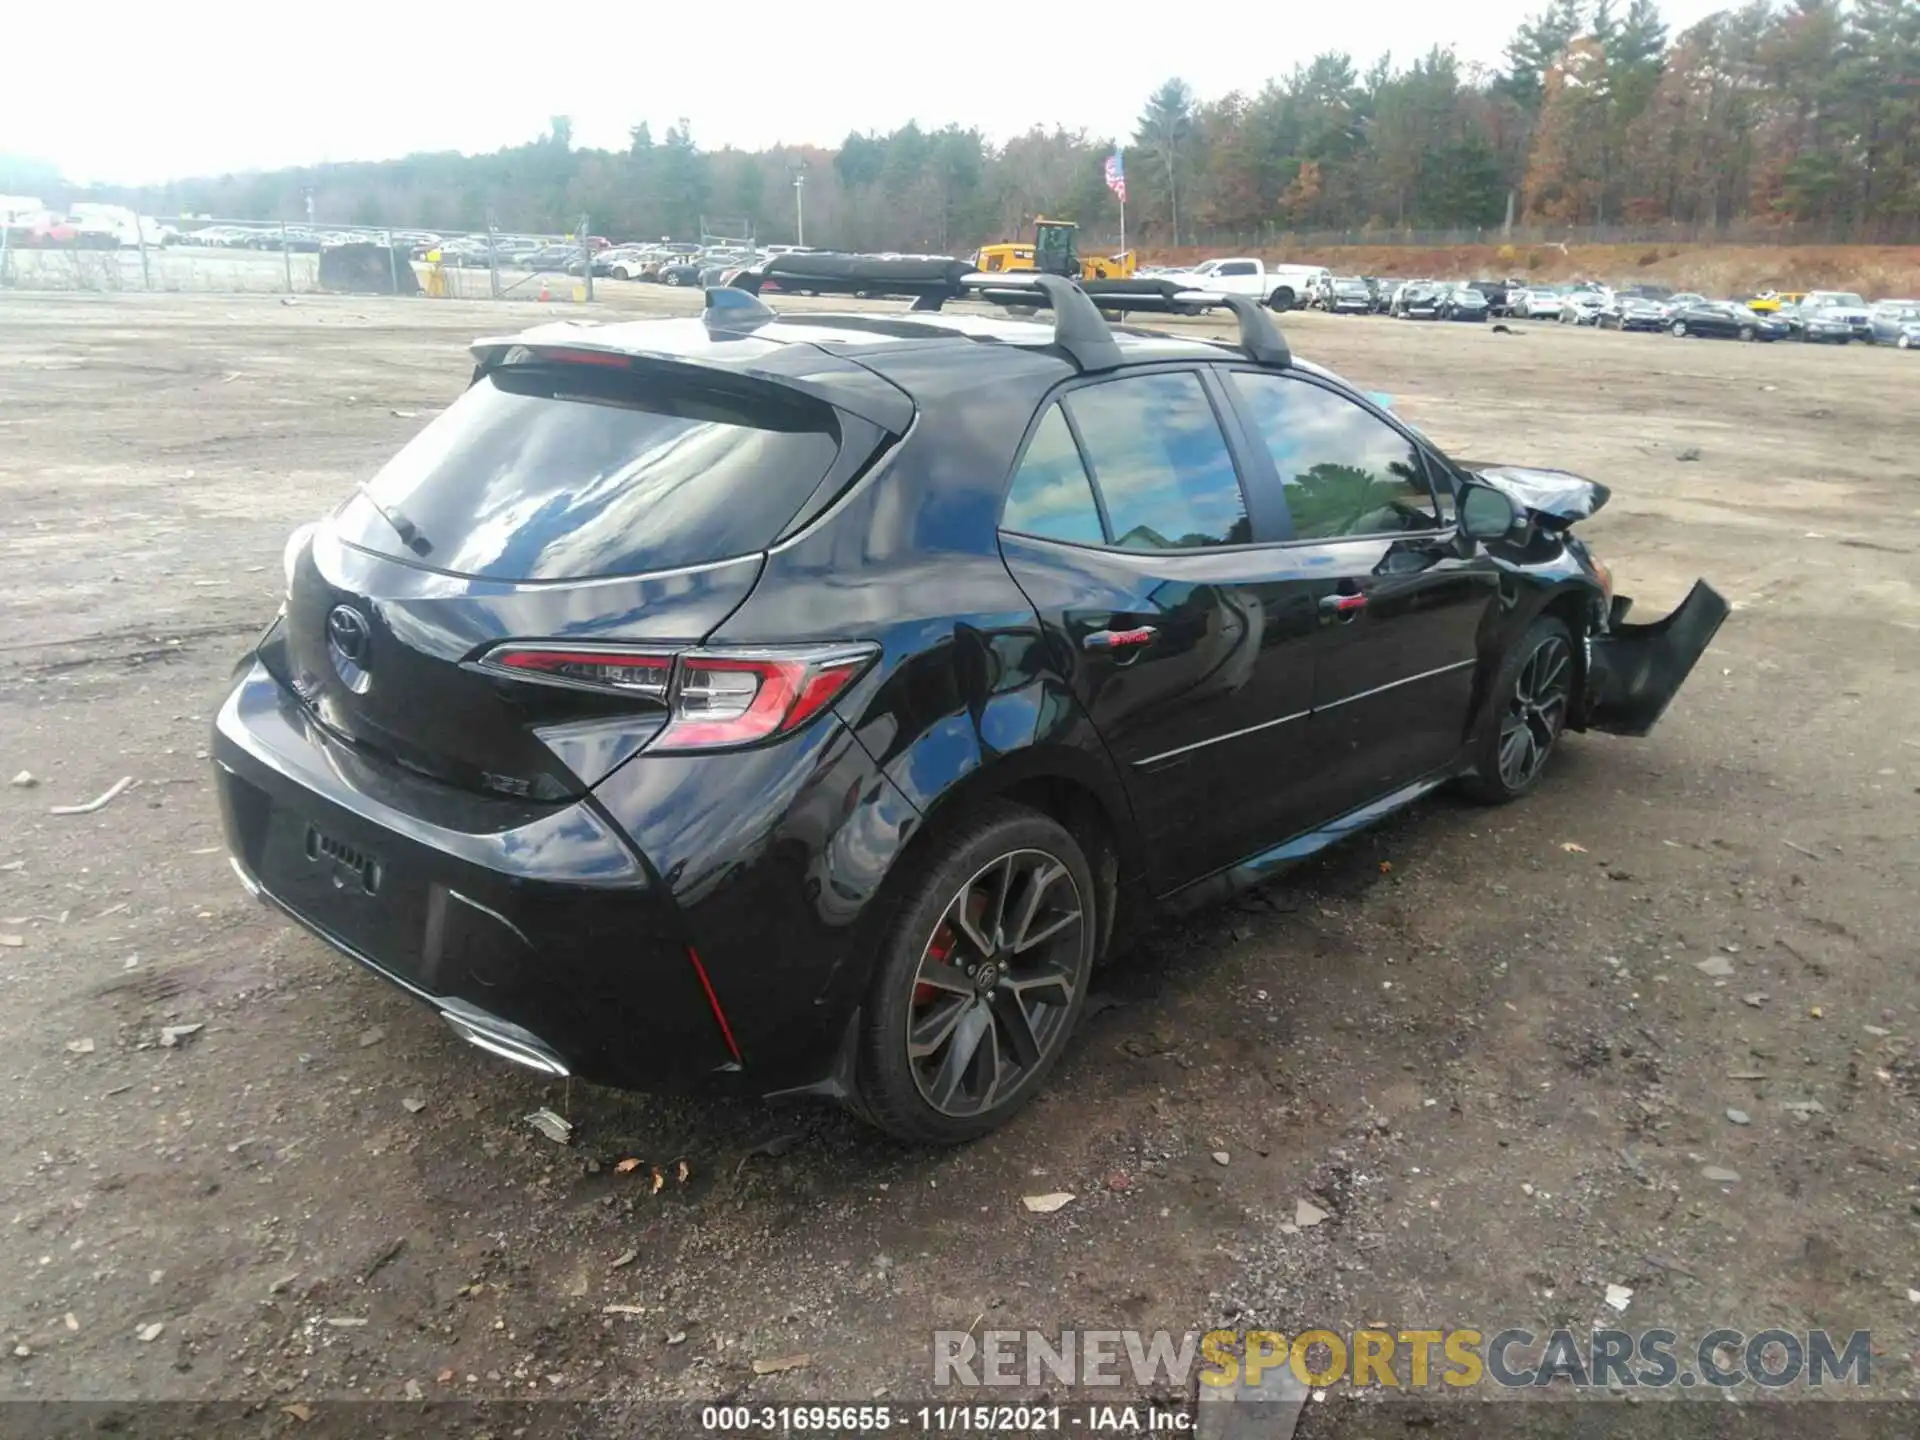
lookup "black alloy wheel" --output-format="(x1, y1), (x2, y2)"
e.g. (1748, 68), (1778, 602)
(1498, 632), (1573, 791)
(907, 849), (1083, 1116)
(1460, 616), (1576, 804)
(855, 804), (1095, 1144)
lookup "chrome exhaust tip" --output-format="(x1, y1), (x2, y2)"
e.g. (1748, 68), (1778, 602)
(228, 854), (265, 901)
(438, 999), (570, 1078)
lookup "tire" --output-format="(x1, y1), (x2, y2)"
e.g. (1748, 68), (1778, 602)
(1900, 334), (1912, 350)
(853, 802), (1097, 1145)
(612, 267), (632, 280)
(1739, 325), (1755, 342)
(1266, 287), (1295, 312)
(1671, 320), (1688, 337)
(1458, 617), (1576, 805)
(664, 271), (682, 286)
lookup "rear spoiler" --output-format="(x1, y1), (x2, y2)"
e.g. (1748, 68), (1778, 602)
(466, 318), (915, 434)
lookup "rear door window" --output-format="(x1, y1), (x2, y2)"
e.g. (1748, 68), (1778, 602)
(1063, 372), (1250, 550)
(334, 361), (846, 580)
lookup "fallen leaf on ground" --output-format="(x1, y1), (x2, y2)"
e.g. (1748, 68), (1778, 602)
(614, 1158), (641, 1174)
(1022, 1192), (1075, 1213)
(282, 1403), (313, 1423)
(610, 1248), (638, 1270)
(676, 1158), (690, 1184)
(752, 1353), (812, 1375)
(1559, 841), (1587, 853)
(650, 1165), (666, 1194)
(1295, 1198), (1329, 1228)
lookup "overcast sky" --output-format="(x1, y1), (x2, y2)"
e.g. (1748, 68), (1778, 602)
(7, 0), (1732, 186)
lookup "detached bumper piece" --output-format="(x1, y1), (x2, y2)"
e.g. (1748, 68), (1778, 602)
(1584, 580), (1730, 736)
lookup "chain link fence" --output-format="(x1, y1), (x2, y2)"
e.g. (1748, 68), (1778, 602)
(0, 216), (602, 299)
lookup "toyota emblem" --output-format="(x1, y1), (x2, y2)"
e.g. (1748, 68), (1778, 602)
(325, 605), (374, 693)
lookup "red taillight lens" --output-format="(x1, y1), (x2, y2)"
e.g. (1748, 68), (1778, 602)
(657, 650), (871, 750)
(480, 647), (673, 700)
(472, 643), (874, 750)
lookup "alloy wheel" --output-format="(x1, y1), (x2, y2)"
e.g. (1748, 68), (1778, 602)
(1498, 636), (1572, 791)
(907, 849), (1085, 1118)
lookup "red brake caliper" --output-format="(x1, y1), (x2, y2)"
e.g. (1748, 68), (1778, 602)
(915, 926), (955, 1006)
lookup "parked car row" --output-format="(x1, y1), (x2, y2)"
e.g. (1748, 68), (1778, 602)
(1301, 272), (1916, 350)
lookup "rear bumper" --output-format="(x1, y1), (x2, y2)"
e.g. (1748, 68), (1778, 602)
(1582, 580), (1730, 737)
(213, 662), (818, 1093)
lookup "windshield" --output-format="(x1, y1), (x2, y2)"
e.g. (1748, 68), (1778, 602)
(1820, 293), (1867, 308)
(335, 362), (845, 581)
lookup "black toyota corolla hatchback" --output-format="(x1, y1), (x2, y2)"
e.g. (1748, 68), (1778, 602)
(215, 281), (1726, 1143)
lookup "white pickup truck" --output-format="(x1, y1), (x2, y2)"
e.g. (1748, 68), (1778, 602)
(1152, 257), (1333, 311)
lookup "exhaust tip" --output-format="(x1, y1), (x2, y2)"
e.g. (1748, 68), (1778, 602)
(228, 854), (265, 901)
(439, 1001), (570, 1078)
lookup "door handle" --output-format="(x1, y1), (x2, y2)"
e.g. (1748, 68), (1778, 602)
(1318, 593), (1368, 620)
(1083, 625), (1157, 651)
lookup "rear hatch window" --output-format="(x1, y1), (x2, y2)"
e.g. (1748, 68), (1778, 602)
(333, 360), (846, 581)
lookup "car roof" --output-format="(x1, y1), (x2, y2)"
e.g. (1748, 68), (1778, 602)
(472, 308), (1257, 401)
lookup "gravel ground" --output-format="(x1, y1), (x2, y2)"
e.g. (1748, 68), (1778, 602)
(0, 290), (1915, 1431)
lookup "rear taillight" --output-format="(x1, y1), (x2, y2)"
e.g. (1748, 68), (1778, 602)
(472, 643), (874, 751)
(482, 647), (673, 700)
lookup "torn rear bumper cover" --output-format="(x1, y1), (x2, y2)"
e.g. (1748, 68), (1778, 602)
(1583, 580), (1730, 737)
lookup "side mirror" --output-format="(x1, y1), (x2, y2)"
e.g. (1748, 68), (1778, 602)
(1459, 482), (1520, 541)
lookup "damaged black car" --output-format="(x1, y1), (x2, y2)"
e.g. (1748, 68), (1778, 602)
(213, 280), (1726, 1145)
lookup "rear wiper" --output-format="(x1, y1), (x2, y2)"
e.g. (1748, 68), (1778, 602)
(356, 485), (432, 556)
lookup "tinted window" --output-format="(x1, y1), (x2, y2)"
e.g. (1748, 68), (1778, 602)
(335, 363), (844, 580)
(1228, 374), (1440, 541)
(1001, 405), (1105, 545)
(1065, 373), (1250, 550)
(1217, 261), (1257, 277)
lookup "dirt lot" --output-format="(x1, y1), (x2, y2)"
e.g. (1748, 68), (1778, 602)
(0, 290), (1916, 1431)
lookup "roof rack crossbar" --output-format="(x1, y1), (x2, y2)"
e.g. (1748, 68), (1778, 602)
(1029, 274), (1123, 372)
(1214, 294), (1292, 368)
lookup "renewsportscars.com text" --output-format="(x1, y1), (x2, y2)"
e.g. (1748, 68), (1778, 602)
(932, 1327), (1872, 1391)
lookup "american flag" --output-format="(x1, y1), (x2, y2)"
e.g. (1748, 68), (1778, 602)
(1104, 152), (1126, 203)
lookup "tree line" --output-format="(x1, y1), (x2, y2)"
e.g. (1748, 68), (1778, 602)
(25, 0), (1920, 248)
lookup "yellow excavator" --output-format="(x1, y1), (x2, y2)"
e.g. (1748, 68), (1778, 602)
(973, 217), (1135, 281)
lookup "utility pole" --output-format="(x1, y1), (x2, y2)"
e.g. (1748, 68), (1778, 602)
(792, 164), (807, 247)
